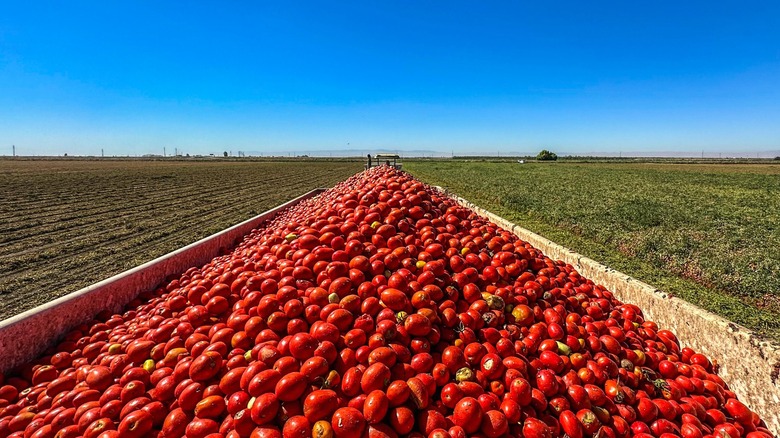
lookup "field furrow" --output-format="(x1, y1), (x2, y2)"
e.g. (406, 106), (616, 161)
(0, 170), (299, 231)
(0, 159), (361, 320)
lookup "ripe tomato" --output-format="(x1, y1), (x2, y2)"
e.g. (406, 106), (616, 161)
(363, 390), (389, 424)
(331, 407), (366, 438)
(303, 390), (338, 422)
(452, 397), (482, 434)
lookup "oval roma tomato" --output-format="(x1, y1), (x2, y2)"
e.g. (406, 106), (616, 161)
(363, 390), (389, 424)
(331, 407), (366, 438)
(303, 390), (338, 422)
(452, 397), (482, 434)
(275, 372), (307, 401)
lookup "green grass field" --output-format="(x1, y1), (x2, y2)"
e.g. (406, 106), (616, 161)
(406, 160), (780, 340)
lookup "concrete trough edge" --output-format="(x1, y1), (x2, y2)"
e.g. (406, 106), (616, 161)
(437, 186), (780, 433)
(0, 188), (327, 374)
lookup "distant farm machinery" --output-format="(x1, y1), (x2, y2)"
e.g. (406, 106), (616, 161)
(365, 153), (402, 170)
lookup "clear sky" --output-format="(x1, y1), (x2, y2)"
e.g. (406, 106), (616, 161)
(1, 1), (779, 157)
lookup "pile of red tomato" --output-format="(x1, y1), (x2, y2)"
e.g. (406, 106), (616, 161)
(0, 166), (772, 438)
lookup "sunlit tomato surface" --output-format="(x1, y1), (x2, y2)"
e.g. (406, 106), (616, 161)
(0, 166), (767, 438)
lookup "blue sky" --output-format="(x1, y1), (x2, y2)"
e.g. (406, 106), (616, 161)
(1, 1), (779, 157)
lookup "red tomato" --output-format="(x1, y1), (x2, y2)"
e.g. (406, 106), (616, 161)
(303, 390), (338, 422)
(452, 397), (482, 434)
(480, 410), (508, 438)
(250, 393), (279, 425)
(559, 410), (583, 438)
(389, 406), (415, 435)
(361, 363), (391, 393)
(275, 372), (307, 402)
(331, 407), (366, 438)
(522, 418), (552, 438)
(363, 390), (389, 425)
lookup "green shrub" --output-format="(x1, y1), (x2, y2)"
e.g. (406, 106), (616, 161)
(536, 150), (558, 161)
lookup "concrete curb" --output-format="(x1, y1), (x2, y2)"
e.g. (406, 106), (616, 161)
(0, 188), (327, 374)
(438, 186), (780, 433)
